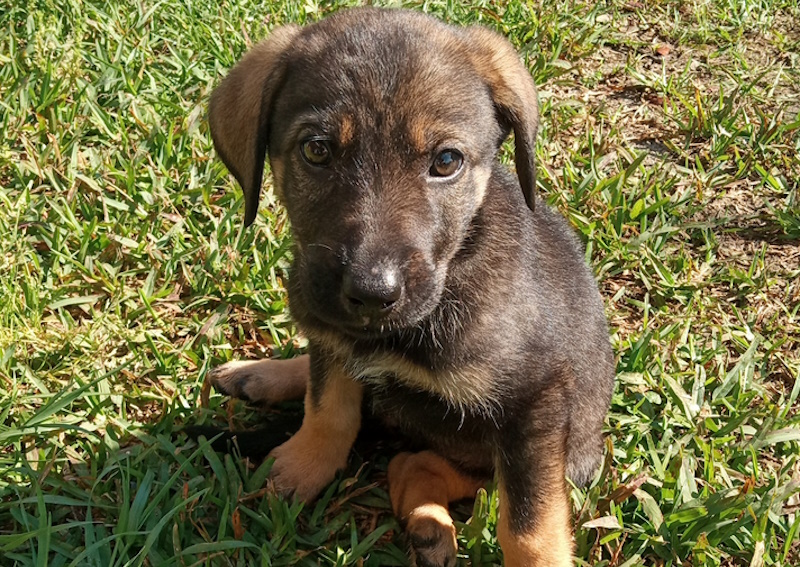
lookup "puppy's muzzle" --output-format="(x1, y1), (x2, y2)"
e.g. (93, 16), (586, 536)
(342, 262), (403, 319)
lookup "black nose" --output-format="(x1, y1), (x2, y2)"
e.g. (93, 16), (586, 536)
(342, 266), (403, 316)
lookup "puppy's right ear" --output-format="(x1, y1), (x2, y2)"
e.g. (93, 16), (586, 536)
(209, 26), (300, 226)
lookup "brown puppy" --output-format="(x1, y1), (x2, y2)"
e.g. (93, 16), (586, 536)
(207, 7), (614, 567)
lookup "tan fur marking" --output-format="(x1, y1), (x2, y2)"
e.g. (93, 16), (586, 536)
(407, 117), (428, 155)
(350, 352), (501, 415)
(303, 327), (354, 359)
(302, 328), (500, 413)
(270, 156), (286, 200)
(496, 483), (573, 567)
(209, 355), (309, 404)
(405, 116), (466, 155)
(268, 361), (362, 501)
(339, 115), (355, 146)
(472, 164), (491, 206)
(407, 502), (454, 528)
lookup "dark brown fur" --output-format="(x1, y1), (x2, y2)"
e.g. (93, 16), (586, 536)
(206, 7), (614, 566)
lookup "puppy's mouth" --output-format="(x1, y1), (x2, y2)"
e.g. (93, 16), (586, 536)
(332, 295), (441, 339)
(300, 272), (443, 339)
(339, 319), (403, 339)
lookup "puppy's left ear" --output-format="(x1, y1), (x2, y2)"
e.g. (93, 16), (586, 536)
(466, 27), (539, 211)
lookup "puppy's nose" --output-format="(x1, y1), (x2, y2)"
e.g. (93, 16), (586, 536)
(342, 266), (403, 315)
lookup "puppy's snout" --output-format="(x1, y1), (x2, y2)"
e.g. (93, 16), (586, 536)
(342, 264), (403, 317)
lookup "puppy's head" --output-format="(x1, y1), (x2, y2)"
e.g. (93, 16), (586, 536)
(210, 8), (538, 337)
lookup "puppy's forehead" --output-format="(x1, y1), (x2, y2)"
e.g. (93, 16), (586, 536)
(277, 10), (491, 148)
(295, 8), (462, 68)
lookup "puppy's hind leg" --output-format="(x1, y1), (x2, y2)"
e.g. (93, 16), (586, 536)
(388, 451), (485, 567)
(209, 355), (309, 404)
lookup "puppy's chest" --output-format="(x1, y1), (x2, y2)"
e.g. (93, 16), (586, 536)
(352, 351), (500, 470)
(345, 350), (498, 415)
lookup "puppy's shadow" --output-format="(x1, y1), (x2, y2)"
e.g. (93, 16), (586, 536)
(185, 401), (417, 465)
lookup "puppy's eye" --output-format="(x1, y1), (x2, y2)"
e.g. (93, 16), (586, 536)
(301, 139), (333, 166)
(430, 150), (463, 177)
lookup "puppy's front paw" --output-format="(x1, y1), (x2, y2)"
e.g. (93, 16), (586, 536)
(267, 426), (348, 502)
(209, 356), (309, 404)
(208, 361), (256, 399)
(406, 505), (458, 567)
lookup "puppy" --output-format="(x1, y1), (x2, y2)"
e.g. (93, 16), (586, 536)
(207, 7), (614, 566)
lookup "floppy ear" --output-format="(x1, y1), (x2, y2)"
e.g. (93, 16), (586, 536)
(466, 27), (539, 211)
(209, 25), (300, 226)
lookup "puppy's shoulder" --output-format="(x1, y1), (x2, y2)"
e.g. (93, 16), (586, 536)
(483, 166), (582, 259)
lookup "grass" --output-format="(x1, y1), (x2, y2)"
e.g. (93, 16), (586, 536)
(1, 0), (798, 565)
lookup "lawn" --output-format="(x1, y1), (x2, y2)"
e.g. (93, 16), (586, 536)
(1, 0), (798, 565)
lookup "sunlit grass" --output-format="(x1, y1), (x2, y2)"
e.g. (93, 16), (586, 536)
(1, 0), (798, 565)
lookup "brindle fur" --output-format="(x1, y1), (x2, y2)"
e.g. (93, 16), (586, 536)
(207, 7), (614, 566)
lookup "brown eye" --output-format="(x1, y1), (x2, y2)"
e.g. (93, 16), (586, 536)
(301, 139), (333, 166)
(430, 149), (463, 177)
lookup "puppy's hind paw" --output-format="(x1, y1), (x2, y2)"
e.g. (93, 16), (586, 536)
(406, 508), (458, 567)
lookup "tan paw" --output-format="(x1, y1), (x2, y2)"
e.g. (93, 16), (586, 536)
(209, 356), (308, 404)
(406, 504), (458, 567)
(267, 425), (348, 502)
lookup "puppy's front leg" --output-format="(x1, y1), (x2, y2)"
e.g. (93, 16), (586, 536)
(268, 349), (362, 502)
(497, 382), (574, 567)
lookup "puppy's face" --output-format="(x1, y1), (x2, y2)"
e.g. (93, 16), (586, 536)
(270, 22), (503, 336)
(209, 9), (539, 338)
